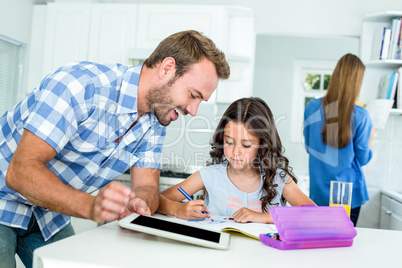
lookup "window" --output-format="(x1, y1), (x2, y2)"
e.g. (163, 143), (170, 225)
(291, 60), (335, 143)
(0, 34), (25, 115)
(303, 69), (331, 107)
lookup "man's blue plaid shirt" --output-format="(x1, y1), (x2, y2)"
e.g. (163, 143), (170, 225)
(0, 62), (166, 240)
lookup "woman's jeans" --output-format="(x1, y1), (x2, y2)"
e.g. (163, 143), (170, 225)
(350, 206), (361, 227)
(0, 217), (75, 268)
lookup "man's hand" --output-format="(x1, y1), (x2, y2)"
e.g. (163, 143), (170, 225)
(89, 181), (135, 223)
(118, 197), (151, 220)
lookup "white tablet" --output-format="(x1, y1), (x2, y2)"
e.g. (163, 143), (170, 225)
(119, 213), (230, 250)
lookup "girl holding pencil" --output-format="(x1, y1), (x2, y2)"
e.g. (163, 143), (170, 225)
(157, 97), (314, 223)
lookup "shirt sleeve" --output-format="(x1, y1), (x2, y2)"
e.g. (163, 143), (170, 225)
(199, 165), (219, 193)
(353, 107), (373, 166)
(133, 122), (166, 169)
(23, 66), (93, 153)
(274, 169), (287, 196)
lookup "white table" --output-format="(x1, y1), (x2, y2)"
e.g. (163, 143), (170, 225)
(33, 221), (402, 268)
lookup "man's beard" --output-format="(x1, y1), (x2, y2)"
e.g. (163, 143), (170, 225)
(145, 82), (176, 126)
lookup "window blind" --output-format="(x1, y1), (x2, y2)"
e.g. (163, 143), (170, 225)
(0, 35), (25, 116)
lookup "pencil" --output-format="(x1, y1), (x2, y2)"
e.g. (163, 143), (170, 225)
(177, 187), (214, 222)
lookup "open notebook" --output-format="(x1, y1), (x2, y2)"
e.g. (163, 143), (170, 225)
(152, 213), (277, 240)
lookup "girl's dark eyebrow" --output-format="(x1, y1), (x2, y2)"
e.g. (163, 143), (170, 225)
(224, 134), (253, 142)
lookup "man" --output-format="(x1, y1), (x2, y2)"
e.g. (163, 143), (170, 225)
(0, 30), (230, 267)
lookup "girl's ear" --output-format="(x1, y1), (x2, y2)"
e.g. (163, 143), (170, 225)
(158, 57), (176, 80)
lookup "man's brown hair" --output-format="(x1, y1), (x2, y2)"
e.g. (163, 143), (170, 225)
(144, 30), (230, 83)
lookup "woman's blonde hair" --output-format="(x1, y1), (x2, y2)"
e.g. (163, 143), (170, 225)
(322, 53), (365, 148)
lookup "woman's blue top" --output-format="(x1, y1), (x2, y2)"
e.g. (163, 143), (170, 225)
(303, 98), (373, 208)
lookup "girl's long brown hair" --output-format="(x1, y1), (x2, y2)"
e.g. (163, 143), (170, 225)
(208, 97), (297, 211)
(322, 53), (365, 148)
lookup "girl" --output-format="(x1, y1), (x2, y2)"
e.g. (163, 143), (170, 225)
(158, 97), (314, 223)
(303, 53), (376, 226)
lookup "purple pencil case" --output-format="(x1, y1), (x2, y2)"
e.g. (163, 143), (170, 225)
(259, 205), (357, 250)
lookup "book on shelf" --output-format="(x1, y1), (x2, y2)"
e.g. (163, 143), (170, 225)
(376, 71), (400, 102)
(372, 26), (386, 60)
(382, 28), (392, 60)
(397, 67), (402, 109)
(394, 87), (398, 109)
(371, 17), (402, 60)
(369, 68), (401, 128)
(395, 19), (401, 58)
(386, 72), (399, 100)
(152, 213), (277, 240)
(398, 25), (402, 59)
(388, 18), (401, 60)
(377, 73), (391, 99)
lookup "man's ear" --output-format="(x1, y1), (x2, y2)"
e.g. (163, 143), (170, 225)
(158, 57), (176, 80)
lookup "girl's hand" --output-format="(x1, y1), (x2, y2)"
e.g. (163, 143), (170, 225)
(232, 207), (273, 224)
(175, 200), (210, 221)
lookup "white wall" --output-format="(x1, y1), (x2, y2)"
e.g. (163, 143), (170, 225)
(0, 0), (34, 43)
(253, 35), (359, 176)
(0, 0), (35, 104)
(360, 115), (402, 228)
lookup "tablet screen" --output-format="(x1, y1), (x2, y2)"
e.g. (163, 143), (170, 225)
(131, 216), (221, 243)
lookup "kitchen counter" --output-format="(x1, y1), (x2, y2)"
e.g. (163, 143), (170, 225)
(33, 221), (402, 268)
(382, 189), (402, 203)
(380, 189), (402, 230)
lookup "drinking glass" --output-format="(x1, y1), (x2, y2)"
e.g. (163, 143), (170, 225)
(329, 181), (352, 216)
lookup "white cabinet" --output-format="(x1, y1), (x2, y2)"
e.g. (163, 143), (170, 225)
(33, 3), (255, 103)
(217, 7), (255, 103)
(27, 5), (47, 92)
(42, 3), (137, 76)
(88, 4), (138, 65)
(135, 4), (225, 49)
(135, 4), (255, 104)
(42, 3), (91, 76)
(380, 194), (402, 231)
(360, 11), (402, 114)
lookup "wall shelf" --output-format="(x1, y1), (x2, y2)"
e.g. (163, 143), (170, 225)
(390, 109), (402, 115)
(363, 11), (402, 22)
(360, 11), (402, 110)
(365, 60), (402, 68)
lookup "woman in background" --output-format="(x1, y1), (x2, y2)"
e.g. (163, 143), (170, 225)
(304, 53), (377, 226)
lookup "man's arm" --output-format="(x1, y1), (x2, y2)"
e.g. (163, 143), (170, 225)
(127, 166), (160, 214)
(6, 129), (132, 222)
